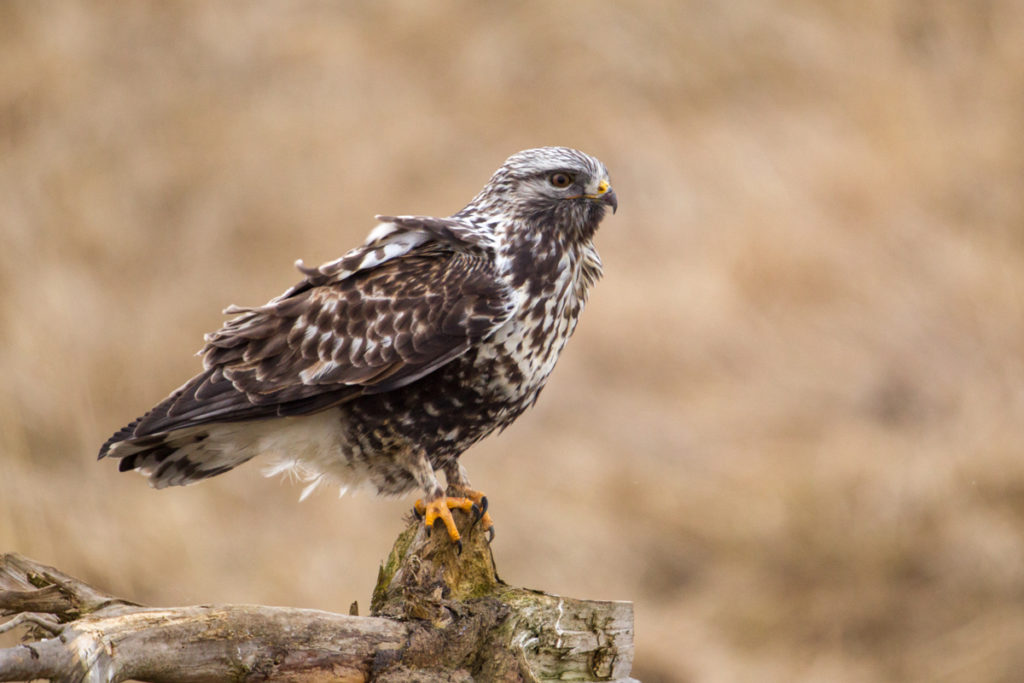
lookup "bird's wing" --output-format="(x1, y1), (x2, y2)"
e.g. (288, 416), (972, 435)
(103, 242), (514, 448)
(281, 215), (497, 297)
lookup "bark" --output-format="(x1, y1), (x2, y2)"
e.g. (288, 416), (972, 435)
(0, 510), (635, 682)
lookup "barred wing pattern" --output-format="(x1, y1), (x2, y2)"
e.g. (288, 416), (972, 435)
(99, 218), (513, 455)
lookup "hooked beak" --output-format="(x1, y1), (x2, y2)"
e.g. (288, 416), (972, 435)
(586, 179), (618, 214)
(599, 187), (618, 214)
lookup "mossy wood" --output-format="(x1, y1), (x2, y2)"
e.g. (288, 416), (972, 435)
(0, 511), (635, 681)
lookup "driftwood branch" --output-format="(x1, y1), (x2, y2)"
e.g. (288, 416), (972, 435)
(0, 511), (635, 681)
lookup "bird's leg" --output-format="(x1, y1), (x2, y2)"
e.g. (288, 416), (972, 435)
(442, 461), (494, 540)
(409, 449), (477, 551)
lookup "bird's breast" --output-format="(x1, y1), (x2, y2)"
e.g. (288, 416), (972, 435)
(472, 256), (588, 405)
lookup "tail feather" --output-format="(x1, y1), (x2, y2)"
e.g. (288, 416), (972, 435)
(102, 425), (254, 488)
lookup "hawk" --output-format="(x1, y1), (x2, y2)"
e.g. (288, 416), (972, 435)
(99, 147), (617, 547)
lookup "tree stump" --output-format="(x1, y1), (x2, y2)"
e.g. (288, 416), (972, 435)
(0, 510), (636, 681)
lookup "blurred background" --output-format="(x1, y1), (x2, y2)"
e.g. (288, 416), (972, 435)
(2, 2), (1023, 681)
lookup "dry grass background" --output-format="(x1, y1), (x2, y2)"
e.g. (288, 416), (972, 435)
(1, 1), (1023, 681)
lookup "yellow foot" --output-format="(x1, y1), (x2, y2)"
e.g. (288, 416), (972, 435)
(446, 486), (495, 542)
(413, 495), (492, 552)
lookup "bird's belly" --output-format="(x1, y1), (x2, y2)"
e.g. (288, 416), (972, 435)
(268, 306), (582, 497)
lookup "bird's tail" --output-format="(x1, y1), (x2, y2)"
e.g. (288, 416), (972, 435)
(100, 423), (254, 489)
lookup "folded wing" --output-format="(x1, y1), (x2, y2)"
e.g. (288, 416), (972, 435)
(99, 243), (514, 456)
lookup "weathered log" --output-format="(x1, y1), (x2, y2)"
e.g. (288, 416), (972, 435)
(0, 510), (636, 681)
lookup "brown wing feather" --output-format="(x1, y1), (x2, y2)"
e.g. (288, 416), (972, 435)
(121, 248), (514, 441)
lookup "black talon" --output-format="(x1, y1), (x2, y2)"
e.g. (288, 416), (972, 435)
(470, 502), (482, 523)
(486, 526), (495, 543)
(455, 539), (463, 555)
(413, 505), (423, 520)
(479, 496), (489, 514)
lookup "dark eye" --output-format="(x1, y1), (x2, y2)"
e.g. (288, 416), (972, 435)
(548, 172), (574, 189)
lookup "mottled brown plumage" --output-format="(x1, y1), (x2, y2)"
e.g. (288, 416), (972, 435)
(99, 147), (616, 543)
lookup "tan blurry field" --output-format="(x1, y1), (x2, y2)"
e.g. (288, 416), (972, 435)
(2, 2), (1024, 681)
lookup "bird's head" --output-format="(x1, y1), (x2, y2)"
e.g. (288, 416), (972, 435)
(461, 147), (617, 243)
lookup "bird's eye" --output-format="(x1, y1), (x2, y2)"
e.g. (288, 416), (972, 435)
(548, 172), (574, 189)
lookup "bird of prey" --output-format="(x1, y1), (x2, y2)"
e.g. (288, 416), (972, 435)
(99, 146), (617, 547)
